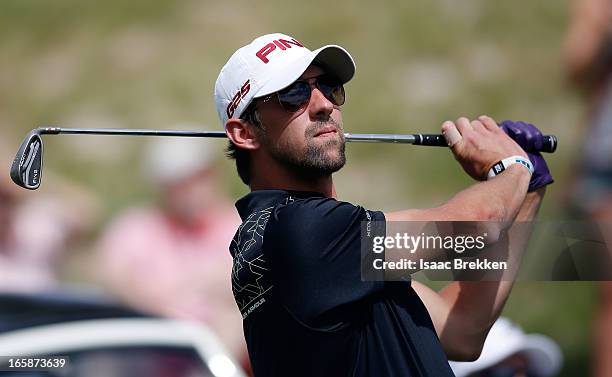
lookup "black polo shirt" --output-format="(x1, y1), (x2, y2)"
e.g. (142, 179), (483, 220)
(230, 190), (454, 377)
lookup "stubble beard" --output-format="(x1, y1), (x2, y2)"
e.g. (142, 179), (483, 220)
(265, 119), (347, 179)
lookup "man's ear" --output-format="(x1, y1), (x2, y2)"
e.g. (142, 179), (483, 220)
(225, 119), (261, 150)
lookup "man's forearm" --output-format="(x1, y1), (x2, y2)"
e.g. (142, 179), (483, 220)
(382, 165), (531, 276)
(386, 164), (530, 239)
(436, 188), (545, 360)
(442, 165), (531, 223)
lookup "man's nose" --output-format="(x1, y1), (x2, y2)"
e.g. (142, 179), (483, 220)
(308, 87), (334, 120)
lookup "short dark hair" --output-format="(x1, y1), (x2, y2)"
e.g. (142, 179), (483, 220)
(226, 102), (262, 185)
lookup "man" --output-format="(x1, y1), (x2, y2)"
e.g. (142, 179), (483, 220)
(564, 1), (612, 375)
(214, 33), (553, 376)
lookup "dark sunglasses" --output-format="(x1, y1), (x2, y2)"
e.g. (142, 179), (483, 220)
(260, 75), (345, 113)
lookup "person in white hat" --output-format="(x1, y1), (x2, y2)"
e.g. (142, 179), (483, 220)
(94, 137), (246, 364)
(215, 33), (553, 376)
(450, 318), (563, 377)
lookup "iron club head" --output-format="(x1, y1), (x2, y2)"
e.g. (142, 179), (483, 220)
(10, 129), (44, 190)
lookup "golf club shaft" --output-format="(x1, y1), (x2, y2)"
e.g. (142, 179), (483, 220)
(35, 127), (557, 152)
(41, 127), (417, 143)
(39, 127), (228, 138)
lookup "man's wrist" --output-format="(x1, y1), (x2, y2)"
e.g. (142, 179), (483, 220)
(488, 163), (531, 190)
(487, 155), (533, 179)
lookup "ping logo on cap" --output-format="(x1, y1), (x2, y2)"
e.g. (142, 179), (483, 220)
(226, 79), (251, 118)
(215, 33), (355, 127)
(256, 38), (304, 63)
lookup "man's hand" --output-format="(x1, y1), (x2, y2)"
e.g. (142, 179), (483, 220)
(498, 120), (554, 192)
(442, 116), (528, 181)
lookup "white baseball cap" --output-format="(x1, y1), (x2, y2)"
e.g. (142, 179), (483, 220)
(142, 129), (219, 184)
(214, 33), (355, 128)
(449, 318), (563, 377)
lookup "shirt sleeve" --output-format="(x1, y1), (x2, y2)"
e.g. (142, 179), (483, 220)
(264, 197), (386, 326)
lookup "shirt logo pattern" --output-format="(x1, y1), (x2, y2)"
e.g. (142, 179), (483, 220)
(230, 206), (274, 318)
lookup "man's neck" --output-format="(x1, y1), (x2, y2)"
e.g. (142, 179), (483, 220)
(250, 170), (336, 198)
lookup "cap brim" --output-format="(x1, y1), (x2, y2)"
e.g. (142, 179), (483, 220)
(522, 335), (563, 377)
(311, 45), (355, 83)
(450, 335), (562, 377)
(254, 44), (355, 99)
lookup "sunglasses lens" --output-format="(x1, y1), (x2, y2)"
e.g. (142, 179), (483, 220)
(274, 76), (346, 112)
(317, 76), (345, 106)
(277, 81), (311, 112)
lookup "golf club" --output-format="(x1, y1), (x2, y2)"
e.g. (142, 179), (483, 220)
(10, 126), (558, 190)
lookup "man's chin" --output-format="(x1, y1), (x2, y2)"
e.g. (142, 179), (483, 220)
(269, 138), (346, 177)
(317, 149), (346, 174)
(295, 152), (346, 178)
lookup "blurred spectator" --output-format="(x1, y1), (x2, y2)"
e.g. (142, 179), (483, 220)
(565, 0), (612, 214)
(0, 151), (97, 292)
(593, 282), (612, 377)
(449, 318), (563, 377)
(94, 137), (245, 361)
(564, 1), (612, 376)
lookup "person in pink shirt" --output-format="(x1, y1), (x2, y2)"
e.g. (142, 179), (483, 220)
(95, 137), (246, 362)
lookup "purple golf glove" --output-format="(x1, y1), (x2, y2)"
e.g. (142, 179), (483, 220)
(498, 120), (554, 192)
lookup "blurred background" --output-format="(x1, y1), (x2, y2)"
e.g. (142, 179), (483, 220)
(0, 0), (609, 376)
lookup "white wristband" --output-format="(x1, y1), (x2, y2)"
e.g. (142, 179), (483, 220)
(487, 155), (533, 179)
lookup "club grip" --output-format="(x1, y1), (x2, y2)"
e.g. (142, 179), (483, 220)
(414, 134), (557, 153)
